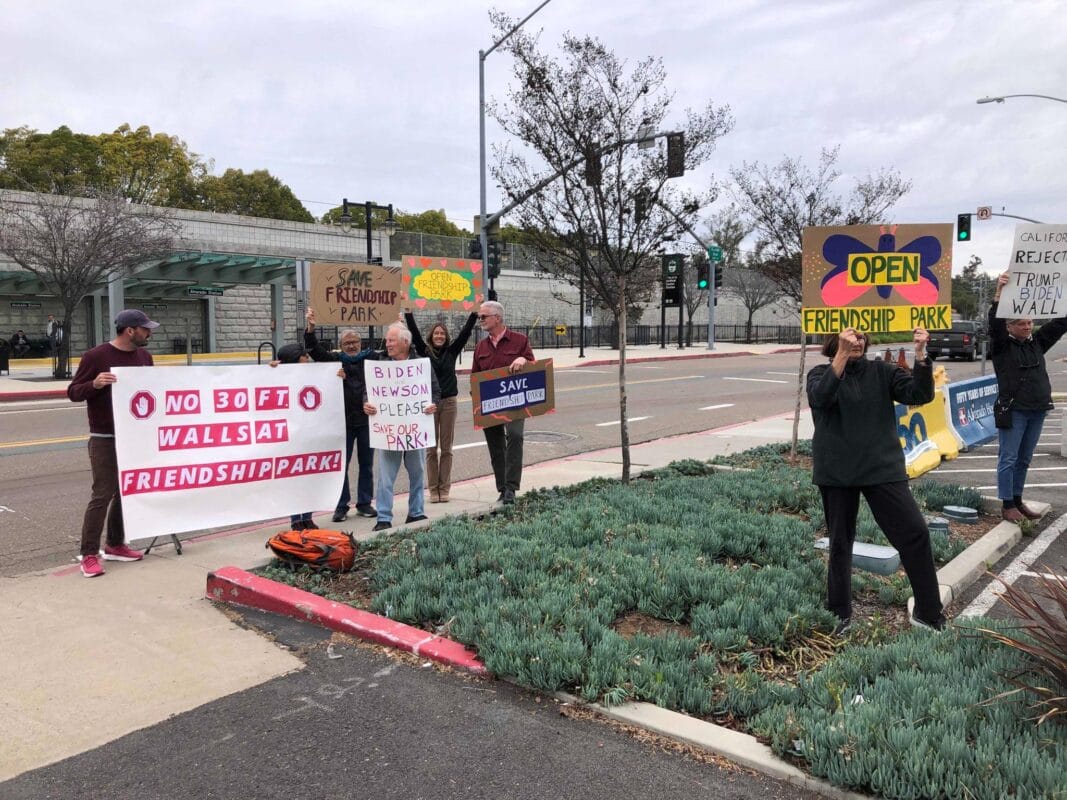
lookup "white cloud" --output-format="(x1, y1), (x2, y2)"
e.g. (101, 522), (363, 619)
(2, 0), (1064, 269)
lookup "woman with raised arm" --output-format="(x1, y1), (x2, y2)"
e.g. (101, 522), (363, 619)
(807, 326), (946, 636)
(404, 309), (477, 502)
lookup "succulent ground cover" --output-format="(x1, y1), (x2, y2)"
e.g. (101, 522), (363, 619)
(260, 446), (1065, 798)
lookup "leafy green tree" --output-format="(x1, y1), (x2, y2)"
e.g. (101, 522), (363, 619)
(951, 255), (991, 319)
(0, 126), (105, 194)
(197, 168), (314, 222)
(97, 124), (208, 206)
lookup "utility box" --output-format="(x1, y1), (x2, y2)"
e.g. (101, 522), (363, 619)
(815, 538), (901, 576)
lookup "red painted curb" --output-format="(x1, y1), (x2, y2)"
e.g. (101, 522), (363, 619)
(206, 566), (487, 674)
(0, 389), (68, 402)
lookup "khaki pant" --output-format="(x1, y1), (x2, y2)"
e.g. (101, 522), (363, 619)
(426, 396), (458, 495)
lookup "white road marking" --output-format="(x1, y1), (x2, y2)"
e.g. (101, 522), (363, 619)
(700, 403), (735, 411)
(0, 406), (80, 415)
(565, 369), (614, 374)
(953, 453), (1048, 460)
(937, 466), (1067, 474)
(975, 483), (1067, 490)
(453, 441), (487, 450)
(630, 364), (665, 369)
(959, 513), (1067, 618)
(1020, 571), (1065, 580)
(766, 371), (795, 376)
(722, 377), (789, 384)
(596, 416), (650, 427)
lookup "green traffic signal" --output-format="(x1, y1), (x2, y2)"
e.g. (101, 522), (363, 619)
(956, 213), (972, 242)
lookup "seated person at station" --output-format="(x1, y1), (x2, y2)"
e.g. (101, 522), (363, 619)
(10, 330), (30, 357)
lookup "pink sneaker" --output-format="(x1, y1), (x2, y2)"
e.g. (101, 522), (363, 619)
(102, 544), (144, 562)
(80, 554), (105, 578)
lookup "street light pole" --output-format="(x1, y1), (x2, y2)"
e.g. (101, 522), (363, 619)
(479, 0), (553, 301)
(977, 94), (1067, 104)
(339, 198), (397, 344)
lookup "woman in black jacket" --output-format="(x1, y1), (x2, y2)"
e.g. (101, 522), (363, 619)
(404, 310), (477, 502)
(806, 326), (945, 634)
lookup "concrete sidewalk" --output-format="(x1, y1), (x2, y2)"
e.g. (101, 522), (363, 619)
(0, 408), (814, 782)
(0, 340), (809, 401)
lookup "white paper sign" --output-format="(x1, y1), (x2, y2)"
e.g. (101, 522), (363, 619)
(365, 357), (437, 451)
(111, 364), (345, 538)
(997, 224), (1067, 318)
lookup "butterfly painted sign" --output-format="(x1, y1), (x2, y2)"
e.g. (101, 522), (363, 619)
(801, 224), (953, 334)
(400, 255), (485, 312)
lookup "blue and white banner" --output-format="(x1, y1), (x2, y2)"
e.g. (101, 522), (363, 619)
(944, 375), (999, 450)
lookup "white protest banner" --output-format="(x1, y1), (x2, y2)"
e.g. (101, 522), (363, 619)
(112, 364), (345, 538)
(997, 224), (1067, 318)
(365, 357), (436, 450)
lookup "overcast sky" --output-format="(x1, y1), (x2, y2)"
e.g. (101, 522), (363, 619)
(3, 0), (1064, 275)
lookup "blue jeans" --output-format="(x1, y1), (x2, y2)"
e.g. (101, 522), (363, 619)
(375, 449), (426, 524)
(997, 408), (1046, 500)
(337, 426), (374, 511)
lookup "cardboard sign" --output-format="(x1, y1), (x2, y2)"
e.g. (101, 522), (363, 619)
(111, 364), (345, 538)
(309, 261), (402, 325)
(996, 225), (1067, 318)
(471, 359), (555, 429)
(365, 357), (437, 450)
(801, 224), (953, 334)
(400, 255), (485, 311)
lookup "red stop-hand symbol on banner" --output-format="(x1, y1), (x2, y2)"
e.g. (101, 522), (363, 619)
(130, 390), (156, 420)
(298, 385), (322, 411)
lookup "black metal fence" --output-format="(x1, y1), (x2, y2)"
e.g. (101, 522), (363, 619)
(512, 323), (810, 351)
(302, 323), (811, 353)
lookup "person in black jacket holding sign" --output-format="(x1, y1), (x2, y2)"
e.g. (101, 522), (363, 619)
(807, 326), (945, 634)
(304, 308), (381, 522)
(989, 271), (1067, 522)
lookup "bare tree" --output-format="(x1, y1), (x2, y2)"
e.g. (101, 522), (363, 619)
(489, 18), (733, 481)
(0, 189), (178, 377)
(724, 259), (786, 343)
(730, 147), (911, 456)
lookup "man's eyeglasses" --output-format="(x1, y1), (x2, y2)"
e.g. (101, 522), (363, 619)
(477, 314), (498, 320)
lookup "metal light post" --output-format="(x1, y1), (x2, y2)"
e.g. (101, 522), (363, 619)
(479, 0), (553, 301)
(977, 94), (1067, 105)
(338, 198), (398, 343)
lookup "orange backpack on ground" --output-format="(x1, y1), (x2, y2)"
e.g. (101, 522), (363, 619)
(266, 529), (358, 572)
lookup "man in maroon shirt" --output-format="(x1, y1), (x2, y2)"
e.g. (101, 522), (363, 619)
(67, 309), (158, 577)
(471, 300), (534, 505)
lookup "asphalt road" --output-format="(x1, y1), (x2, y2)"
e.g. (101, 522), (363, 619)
(1, 350), (818, 575)
(0, 611), (822, 800)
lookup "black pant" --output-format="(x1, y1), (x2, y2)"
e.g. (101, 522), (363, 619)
(483, 419), (525, 492)
(820, 481), (943, 623)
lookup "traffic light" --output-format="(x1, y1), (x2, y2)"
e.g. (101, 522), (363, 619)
(634, 189), (649, 224)
(584, 144), (602, 186)
(957, 213), (972, 242)
(696, 262), (709, 290)
(714, 264), (723, 290)
(487, 237), (501, 279)
(468, 238), (482, 260)
(666, 132), (685, 178)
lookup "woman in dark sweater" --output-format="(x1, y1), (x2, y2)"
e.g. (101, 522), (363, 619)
(404, 310), (477, 502)
(806, 326), (945, 635)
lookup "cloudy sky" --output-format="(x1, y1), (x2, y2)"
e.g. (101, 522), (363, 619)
(3, 0), (1065, 275)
